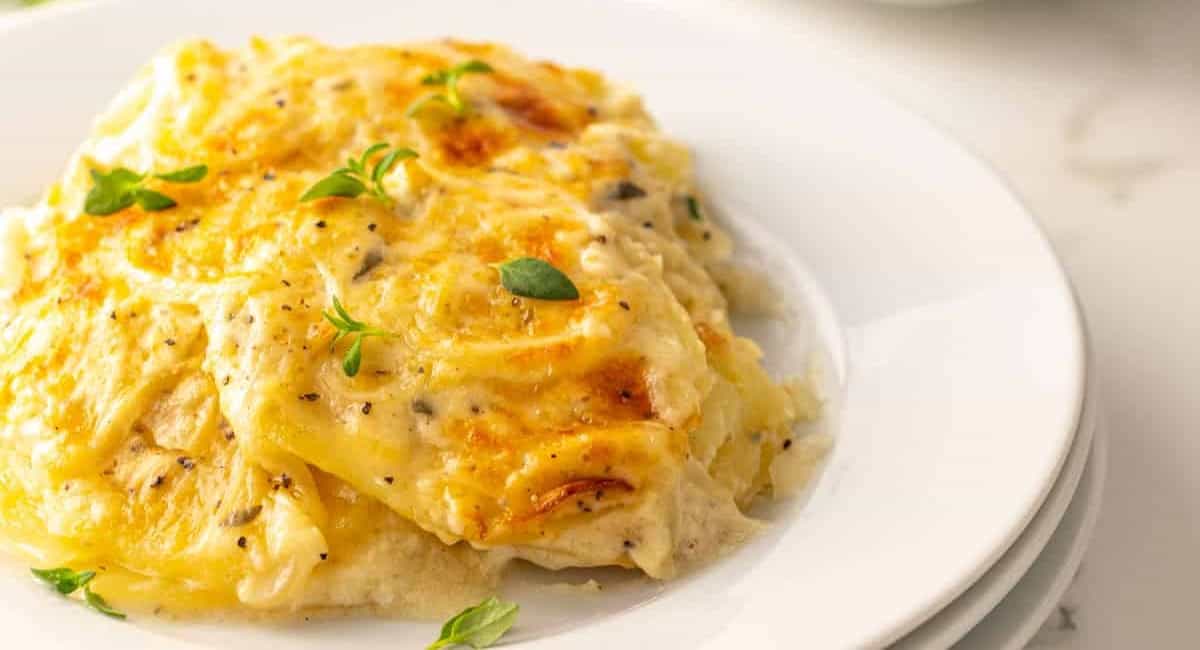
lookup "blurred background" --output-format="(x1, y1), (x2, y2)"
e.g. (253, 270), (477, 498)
(3, 0), (1195, 647)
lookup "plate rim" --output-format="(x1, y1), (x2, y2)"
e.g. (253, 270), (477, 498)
(953, 420), (1107, 649)
(892, 345), (1097, 648)
(709, 4), (1088, 643)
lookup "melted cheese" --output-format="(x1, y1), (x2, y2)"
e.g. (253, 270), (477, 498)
(0, 37), (822, 616)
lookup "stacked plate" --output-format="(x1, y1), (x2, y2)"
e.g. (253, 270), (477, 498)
(0, 1), (1102, 648)
(891, 367), (1104, 648)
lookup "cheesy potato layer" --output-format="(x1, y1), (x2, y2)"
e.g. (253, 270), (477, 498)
(0, 37), (821, 616)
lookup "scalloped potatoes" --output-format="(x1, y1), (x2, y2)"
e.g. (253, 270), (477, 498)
(0, 37), (823, 617)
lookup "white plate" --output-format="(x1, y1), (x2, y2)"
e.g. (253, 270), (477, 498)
(955, 421), (1107, 650)
(892, 366), (1099, 649)
(0, 1), (1085, 648)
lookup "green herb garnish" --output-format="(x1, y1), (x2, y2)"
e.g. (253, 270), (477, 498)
(31, 567), (95, 594)
(32, 567), (125, 619)
(686, 195), (703, 221)
(154, 165), (209, 183)
(300, 143), (417, 205)
(83, 585), (126, 619)
(428, 596), (519, 650)
(322, 296), (394, 377)
(496, 258), (579, 301)
(84, 165), (208, 216)
(408, 60), (494, 117)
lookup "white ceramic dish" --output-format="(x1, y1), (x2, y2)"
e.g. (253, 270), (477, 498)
(892, 368), (1099, 648)
(0, 1), (1085, 648)
(954, 424), (1107, 649)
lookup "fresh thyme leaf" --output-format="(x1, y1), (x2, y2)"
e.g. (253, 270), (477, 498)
(410, 60), (494, 116)
(406, 93), (452, 117)
(155, 164), (208, 183)
(84, 187), (136, 216)
(332, 296), (363, 328)
(301, 145), (417, 205)
(343, 336), (363, 377)
(32, 567), (125, 619)
(686, 195), (703, 221)
(300, 173), (367, 202)
(427, 596), (519, 650)
(373, 148), (418, 183)
(84, 168), (142, 216)
(133, 189), (177, 212)
(497, 258), (580, 301)
(360, 143), (390, 167)
(323, 313), (352, 348)
(421, 70), (451, 86)
(31, 567), (95, 595)
(323, 297), (393, 377)
(102, 168), (145, 185)
(454, 60), (494, 75)
(83, 585), (126, 619)
(84, 164), (205, 216)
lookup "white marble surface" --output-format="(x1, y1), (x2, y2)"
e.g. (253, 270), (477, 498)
(3, 0), (1196, 647)
(729, 1), (1198, 647)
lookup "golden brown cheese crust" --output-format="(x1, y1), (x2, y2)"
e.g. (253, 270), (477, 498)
(0, 37), (815, 613)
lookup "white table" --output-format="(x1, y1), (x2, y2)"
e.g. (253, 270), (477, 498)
(732, 1), (1198, 647)
(3, 0), (1194, 647)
